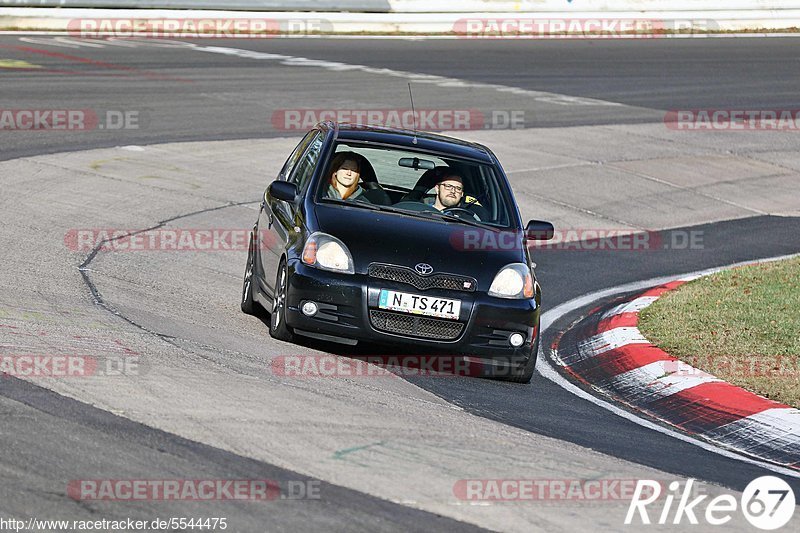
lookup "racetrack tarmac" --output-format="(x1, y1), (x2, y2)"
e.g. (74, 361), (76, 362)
(1, 35), (799, 532)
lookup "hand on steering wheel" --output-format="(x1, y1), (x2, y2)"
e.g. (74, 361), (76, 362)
(443, 207), (481, 221)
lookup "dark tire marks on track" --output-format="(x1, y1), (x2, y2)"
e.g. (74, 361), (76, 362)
(0, 376), (486, 532)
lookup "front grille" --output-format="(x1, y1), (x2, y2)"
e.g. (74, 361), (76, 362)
(368, 263), (476, 292)
(369, 310), (464, 341)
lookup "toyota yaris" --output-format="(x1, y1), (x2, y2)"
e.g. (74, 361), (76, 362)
(241, 122), (553, 382)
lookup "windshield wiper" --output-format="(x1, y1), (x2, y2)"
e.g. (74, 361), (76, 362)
(322, 199), (495, 229)
(321, 198), (382, 211)
(321, 199), (436, 219)
(423, 211), (494, 230)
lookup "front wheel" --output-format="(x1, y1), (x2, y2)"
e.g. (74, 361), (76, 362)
(269, 259), (295, 342)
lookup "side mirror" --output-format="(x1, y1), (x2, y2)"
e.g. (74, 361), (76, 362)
(268, 181), (298, 203)
(525, 220), (555, 241)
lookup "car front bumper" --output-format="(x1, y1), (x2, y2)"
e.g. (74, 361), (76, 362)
(283, 260), (540, 362)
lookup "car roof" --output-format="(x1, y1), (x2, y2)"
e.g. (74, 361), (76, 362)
(319, 122), (496, 164)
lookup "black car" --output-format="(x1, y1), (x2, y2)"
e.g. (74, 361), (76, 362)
(241, 122), (553, 382)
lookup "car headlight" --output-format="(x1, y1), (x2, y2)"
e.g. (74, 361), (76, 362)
(488, 263), (534, 299)
(302, 232), (354, 274)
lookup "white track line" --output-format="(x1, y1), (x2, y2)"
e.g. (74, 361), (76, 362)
(193, 44), (621, 106)
(538, 252), (800, 478)
(10, 35), (623, 107)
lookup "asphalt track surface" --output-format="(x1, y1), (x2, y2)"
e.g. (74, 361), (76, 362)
(1, 35), (800, 531)
(2, 36), (800, 159)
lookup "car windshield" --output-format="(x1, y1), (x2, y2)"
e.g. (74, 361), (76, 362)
(317, 142), (516, 228)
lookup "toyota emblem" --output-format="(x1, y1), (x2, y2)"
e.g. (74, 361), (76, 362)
(415, 263), (434, 275)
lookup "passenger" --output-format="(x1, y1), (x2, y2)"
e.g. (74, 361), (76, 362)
(432, 172), (465, 211)
(326, 152), (369, 202)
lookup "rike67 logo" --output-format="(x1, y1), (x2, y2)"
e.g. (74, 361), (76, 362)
(626, 477), (795, 530)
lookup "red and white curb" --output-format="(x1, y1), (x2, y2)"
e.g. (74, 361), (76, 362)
(552, 275), (800, 470)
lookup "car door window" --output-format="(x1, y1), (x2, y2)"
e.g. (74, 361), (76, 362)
(287, 132), (324, 192)
(279, 131), (316, 181)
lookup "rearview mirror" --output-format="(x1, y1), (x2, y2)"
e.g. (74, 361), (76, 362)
(269, 181), (298, 202)
(525, 220), (555, 241)
(398, 157), (435, 170)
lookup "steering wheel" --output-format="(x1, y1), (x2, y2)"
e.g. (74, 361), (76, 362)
(443, 207), (481, 221)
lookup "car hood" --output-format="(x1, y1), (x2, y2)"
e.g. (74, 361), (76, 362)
(313, 203), (526, 287)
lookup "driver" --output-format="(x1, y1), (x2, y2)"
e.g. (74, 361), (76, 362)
(432, 172), (464, 211)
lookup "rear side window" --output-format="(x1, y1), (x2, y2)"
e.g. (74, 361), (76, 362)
(288, 132), (324, 192)
(278, 130), (316, 181)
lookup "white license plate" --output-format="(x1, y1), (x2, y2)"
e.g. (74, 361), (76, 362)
(378, 290), (461, 320)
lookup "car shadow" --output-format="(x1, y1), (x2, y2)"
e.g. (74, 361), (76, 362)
(254, 307), (522, 382)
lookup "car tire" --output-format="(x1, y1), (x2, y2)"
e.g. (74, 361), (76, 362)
(498, 325), (539, 384)
(269, 258), (295, 342)
(240, 230), (259, 315)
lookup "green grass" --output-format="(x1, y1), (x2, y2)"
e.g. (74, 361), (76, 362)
(638, 257), (800, 408)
